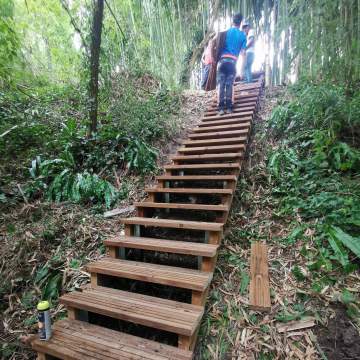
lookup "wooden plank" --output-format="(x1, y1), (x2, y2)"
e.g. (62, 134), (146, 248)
(170, 152), (243, 162)
(177, 144), (245, 154)
(32, 319), (193, 360)
(182, 137), (247, 147)
(135, 201), (229, 212)
(120, 217), (224, 231)
(205, 105), (255, 116)
(60, 286), (203, 336)
(145, 187), (233, 194)
(198, 118), (252, 127)
(191, 122), (251, 133)
(164, 162), (241, 170)
(249, 242), (271, 312)
(188, 128), (249, 139)
(104, 235), (219, 257)
(87, 258), (212, 291)
(202, 111), (253, 121)
(156, 175), (237, 181)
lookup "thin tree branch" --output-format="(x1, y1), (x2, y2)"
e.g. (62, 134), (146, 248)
(59, 0), (88, 52)
(104, 0), (127, 45)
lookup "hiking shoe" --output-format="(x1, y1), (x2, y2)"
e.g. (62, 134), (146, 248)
(218, 109), (225, 116)
(226, 108), (233, 114)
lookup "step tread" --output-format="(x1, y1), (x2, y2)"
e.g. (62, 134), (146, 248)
(182, 138), (247, 146)
(121, 216), (224, 231)
(87, 257), (213, 291)
(192, 122), (251, 133)
(178, 144), (245, 153)
(104, 235), (219, 257)
(145, 187), (233, 194)
(156, 175), (237, 181)
(198, 118), (252, 127)
(188, 128), (249, 139)
(164, 162), (241, 170)
(135, 201), (229, 212)
(31, 319), (192, 360)
(202, 112), (253, 121)
(60, 286), (203, 336)
(171, 153), (243, 161)
(205, 106), (254, 115)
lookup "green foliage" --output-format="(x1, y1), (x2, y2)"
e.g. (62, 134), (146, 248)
(0, 0), (19, 86)
(28, 153), (118, 209)
(268, 81), (360, 285)
(123, 138), (158, 174)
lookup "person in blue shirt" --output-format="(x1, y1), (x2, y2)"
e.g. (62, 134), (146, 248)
(217, 13), (247, 115)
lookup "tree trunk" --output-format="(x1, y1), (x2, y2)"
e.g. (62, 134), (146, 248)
(88, 0), (104, 136)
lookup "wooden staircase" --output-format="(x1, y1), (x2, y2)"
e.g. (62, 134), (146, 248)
(31, 77), (264, 359)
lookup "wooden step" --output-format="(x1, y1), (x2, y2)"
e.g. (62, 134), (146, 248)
(208, 99), (257, 109)
(121, 217), (223, 231)
(156, 175), (237, 181)
(135, 202), (229, 212)
(192, 122), (251, 133)
(188, 128), (249, 140)
(171, 153), (243, 163)
(87, 257), (212, 292)
(198, 117), (252, 127)
(145, 187), (232, 195)
(32, 319), (193, 360)
(202, 111), (253, 121)
(182, 137), (247, 147)
(164, 162), (241, 171)
(104, 235), (219, 257)
(60, 286), (203, 338)
(205, 105), (254, 116)
(177, 144), (245, 155)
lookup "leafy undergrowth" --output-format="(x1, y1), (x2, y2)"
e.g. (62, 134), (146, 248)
(197, 83), (360, 359)
(0, 71), (180, 211)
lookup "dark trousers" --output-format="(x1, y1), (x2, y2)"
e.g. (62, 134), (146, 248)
(201, 64), (211, 89)
(217, 58), (236, 110)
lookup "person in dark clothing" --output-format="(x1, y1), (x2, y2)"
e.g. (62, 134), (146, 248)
(217, 13), (247, 115)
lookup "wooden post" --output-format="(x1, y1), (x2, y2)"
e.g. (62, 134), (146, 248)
(178, 335), (192, 350)
(67, 307), (78, 320)
(201, 255), (217, 272)
(208, 231), (222, 245)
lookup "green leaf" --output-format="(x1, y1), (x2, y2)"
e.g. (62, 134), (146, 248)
(328, 226), (360, 259)
(341, 289), (356, 305)
(239, 272), (250, 295)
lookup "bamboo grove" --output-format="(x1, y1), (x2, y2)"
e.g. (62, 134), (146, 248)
(1, 0), (360, 88)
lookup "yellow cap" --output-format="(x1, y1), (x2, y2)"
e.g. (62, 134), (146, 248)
(37, 301), (50, 311)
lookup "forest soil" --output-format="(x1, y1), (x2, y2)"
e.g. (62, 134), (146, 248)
(316, 306), (360, 360)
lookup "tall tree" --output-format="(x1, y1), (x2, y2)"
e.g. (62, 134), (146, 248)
(88, 0), (104, 135)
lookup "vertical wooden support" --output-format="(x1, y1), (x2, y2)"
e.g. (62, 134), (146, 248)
(191, 289), (208, 306)
(91, 273), (98, 287)
(108, 246), (117, 258)
(178, 335), (191, 350)
(201, 256), (217, 272)
(67, 307), (77, 320)
(37, 353), (47, 360)
(124, 224), (133, 236)
(208, 231), (222, 245)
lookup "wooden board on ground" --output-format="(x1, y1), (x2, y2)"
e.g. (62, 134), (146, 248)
(249, 242), (271, 312)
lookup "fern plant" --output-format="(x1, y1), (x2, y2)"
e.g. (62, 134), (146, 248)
(28, 150), (118, 208)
